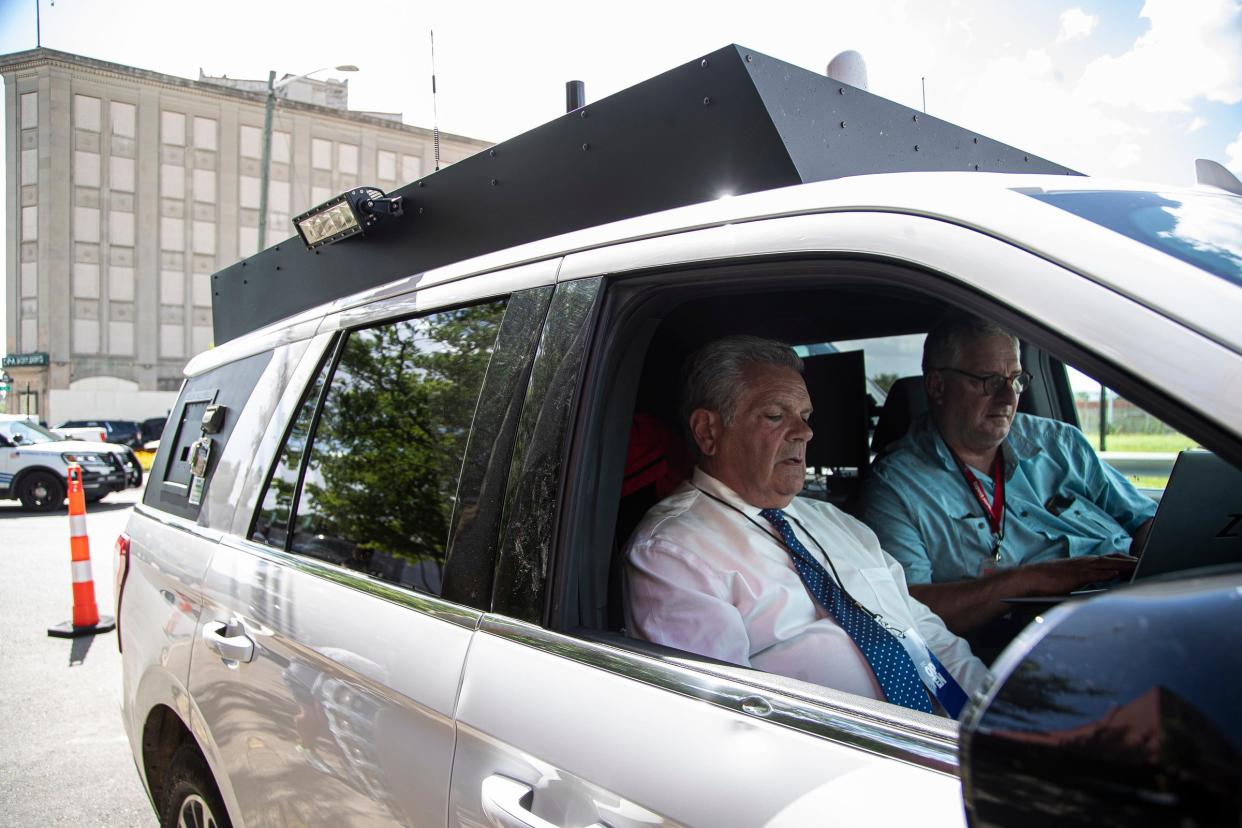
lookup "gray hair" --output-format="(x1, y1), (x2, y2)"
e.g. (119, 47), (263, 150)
(679, 336), (804, 429)
(922, 313), (1019, 373)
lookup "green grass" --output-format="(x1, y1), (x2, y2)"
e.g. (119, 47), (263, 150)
(1084, 432), (1200, 453)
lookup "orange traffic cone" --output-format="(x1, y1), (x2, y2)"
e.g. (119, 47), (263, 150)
(48, 464), (115, 638)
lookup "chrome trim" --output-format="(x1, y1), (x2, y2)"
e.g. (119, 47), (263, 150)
(133, 503), (224, 543)
(479, 614), (959, 775)
(216, 535), (482, 630)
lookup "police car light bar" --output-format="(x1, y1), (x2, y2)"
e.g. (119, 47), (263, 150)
(293, 187), (405, 249)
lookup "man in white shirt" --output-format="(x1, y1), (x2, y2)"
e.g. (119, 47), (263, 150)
(625, 336), (989, 715)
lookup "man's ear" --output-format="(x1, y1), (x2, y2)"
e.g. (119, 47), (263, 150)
(688, 408), (721, 457)
(925, 371), (945, 407)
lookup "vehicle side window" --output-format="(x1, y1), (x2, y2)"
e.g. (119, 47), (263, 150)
(250, 353), (334, 549)
(284, 300), (507, 594)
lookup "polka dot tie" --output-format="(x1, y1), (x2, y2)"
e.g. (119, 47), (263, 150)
(759, 507), (935, 714)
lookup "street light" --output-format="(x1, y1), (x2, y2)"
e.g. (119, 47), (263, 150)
(258, 64), (359, 251)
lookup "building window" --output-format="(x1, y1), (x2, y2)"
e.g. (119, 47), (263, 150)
(21, 206), (37, 242)
(110, 265), (135, 302)
(240, 125), (262, 159)
(192, 326), (213, 356)
(162, 111), (186, 145)
(192, 272), (211, 306)
(161, 164), (185, 200)
(111, 101), (135, 138)
(73, 263), (100, 299)
(193, 116), (217, 150)
(161, 217), (185, 251)
(110, 156), (135, 191)
(74, 206), (101, 243)
(377, 150), (397, 181)
(311, 186), (332, 206)
(75, 95), (101, 131)
(73, 319), (101, 355)
(21, 262), (37, 297)
(160, 271), (185, 305)
(21, 148), (37, 185)
(269, 180), (290, 213)
(192, 221), (216, 256)
(402, 154), (422, 182)
(160, 324), (185, 358)
(21, 319), (38, 352)
(21, 92), (37, 129)
(239, 227), (258, 258)
(75, 150), (101, 188)
(312, 138), (332, 170)
(111, 211), (136, 247)
(239, 175), (260, 209)
(273, 130), (291, 164)
(193, 169), (216, 203)
(338, 143), (359, 175)
(109, 321), (134, 356)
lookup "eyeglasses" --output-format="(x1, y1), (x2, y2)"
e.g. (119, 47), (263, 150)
(936, 367), (1032, 396)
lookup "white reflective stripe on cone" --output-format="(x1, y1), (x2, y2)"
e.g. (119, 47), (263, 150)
(69, 514), (88, 537)
(71, 560), (93, 583)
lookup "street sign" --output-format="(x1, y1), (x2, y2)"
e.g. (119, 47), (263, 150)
(2, 352), (49, 368)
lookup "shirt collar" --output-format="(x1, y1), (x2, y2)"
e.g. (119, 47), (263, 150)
(911, 413), (1042, 480)
(692, 467), (807, 520)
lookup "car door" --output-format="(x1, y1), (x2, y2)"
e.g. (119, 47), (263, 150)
(447, 210), (1242, 827)
(188, 276), (554, 826)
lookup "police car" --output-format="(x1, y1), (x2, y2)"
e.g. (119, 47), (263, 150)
(116, 45), (1242, 827)
(0, 414), (135, 510)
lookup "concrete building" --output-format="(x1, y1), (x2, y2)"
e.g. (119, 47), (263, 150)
(1, 48), (490, 424)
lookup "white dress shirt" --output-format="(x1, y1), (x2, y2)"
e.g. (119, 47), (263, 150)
(625, 468), (990, 701)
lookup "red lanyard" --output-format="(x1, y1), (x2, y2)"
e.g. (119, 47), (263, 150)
(951, 450), (1006, 540)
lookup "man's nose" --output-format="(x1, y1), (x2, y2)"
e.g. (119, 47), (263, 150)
(993, 381), (1019, 405)
(791, 418), (813, 441)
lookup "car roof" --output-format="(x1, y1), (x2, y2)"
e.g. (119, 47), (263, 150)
(187, 172), (1240, 378)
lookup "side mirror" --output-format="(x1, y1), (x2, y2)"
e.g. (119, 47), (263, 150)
(0, 433), (13, 448)
(960, 569), (1242, 826)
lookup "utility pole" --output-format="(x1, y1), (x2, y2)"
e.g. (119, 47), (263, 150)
(257, 71), (276, 251)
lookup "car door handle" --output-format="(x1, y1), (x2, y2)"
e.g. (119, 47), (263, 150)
(202, 621), (255, 664)
(481, 775), (610, 828)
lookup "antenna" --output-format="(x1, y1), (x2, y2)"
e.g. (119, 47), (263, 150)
(921, 77), (927, 113)
(430, 30), (441, 172)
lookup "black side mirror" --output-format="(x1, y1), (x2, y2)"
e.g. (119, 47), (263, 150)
(960, 569), (1242, 827)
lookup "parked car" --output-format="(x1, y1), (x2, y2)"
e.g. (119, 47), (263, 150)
(56, 418), (144, 449)
(0, 415), (131, 509)
(116, 46), (1242, 828)
(140, 416), (168, 449)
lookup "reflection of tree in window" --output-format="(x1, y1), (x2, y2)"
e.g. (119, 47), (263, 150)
(292, 301), (506, 593)
(252, 367), (329, 548)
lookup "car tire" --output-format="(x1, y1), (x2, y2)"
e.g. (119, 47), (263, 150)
(18, 471), (65, 512)
(160, 744), (231, 828)
(125, 451), (144, 488)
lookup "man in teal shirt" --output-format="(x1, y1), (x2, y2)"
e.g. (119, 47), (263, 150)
(863, 314), (1154, 635)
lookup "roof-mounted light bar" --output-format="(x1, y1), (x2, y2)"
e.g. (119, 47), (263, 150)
(293, 186), (405, 249)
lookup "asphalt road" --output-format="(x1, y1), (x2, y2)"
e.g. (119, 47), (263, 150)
(0, 487), (157, 827)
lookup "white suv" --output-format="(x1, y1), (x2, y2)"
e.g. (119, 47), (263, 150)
(0, 414), (135, 510)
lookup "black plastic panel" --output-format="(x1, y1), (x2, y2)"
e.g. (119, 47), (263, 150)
(212, 44), (1074, 345)
(441, 286), (555, 610)
(961, 570), (1242, 827)
(492, 279), (602, 621)
(143, 351), (272, 522)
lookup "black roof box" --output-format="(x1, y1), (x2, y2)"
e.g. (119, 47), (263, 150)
(212, 44), (1075, 344)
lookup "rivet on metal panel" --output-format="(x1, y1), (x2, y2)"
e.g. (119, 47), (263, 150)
(912, 114), (919, 122)
(582, 143), (590, 151)
(242, 279), (247, 285)
(701, 59), (709, 68)
(490, 179), (499, 186)
(840, 121), (847, 128)
(418, 207), (424, 214)
(579, 109), (588, 119)
(419, 181), (426, 188)
(703, 96), (712, 105)
(973, 137), (979, 144)
(275, 265), (281, 271)
(974, 164), (980, 170)
(489, 149), (496, 157)
(1024, 156), (1029, 162)
(838, 87), (844, 95)
(914, 145), (919, 151)
(745, 54), (752, 62)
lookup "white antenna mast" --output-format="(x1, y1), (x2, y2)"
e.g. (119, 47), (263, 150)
(430, 30), (441, 172)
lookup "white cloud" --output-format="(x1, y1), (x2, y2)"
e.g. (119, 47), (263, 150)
(1077, 0), (1242, 113)
(1227, 130), (1242, 173)
(1185, 116), (1208, 134)
(1110, 141), (1143, 168)
(1058, 8), (1099, 41)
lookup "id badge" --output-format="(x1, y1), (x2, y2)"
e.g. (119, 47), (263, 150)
(897, 626), (948, 693)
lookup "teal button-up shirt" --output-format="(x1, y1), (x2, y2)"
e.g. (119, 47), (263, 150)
(862, 413), (1157, 584)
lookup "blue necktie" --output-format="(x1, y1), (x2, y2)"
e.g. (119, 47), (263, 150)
(759, 507), (936, 714)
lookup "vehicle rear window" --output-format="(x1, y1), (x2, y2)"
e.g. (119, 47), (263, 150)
(1024, 189), (1242, 286)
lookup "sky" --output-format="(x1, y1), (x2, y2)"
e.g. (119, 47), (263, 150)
(1, 0), (1241, 355)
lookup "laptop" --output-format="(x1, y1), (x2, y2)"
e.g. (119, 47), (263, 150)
(1003, 449), (1242, 606)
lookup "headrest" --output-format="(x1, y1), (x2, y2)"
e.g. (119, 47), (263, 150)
(871, 376), (928, 456)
